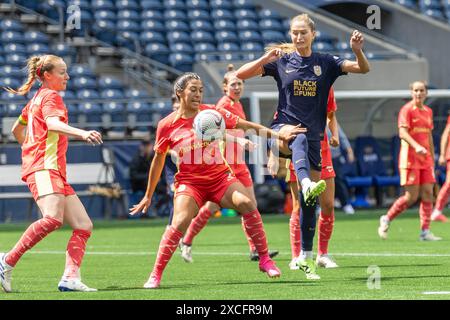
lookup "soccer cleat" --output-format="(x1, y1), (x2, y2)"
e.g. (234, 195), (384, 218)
(0, 253), (13, 293)
(303, 180), (326, 206)
(343, 204), (355, 215)
(378, 215), (390, 240)
(250, 250), (279, 261)
(419, 230), (442, 241)
(297, 258), (321, 280)
(179, 241), (193, 263)
(259, 259), (281, 278)
(57, 279), (97, 292)
(143, 273), (161, 289)
(316, 254), (338, 268)
(431, 209), (448, 223)
(289, 257), (299, 270)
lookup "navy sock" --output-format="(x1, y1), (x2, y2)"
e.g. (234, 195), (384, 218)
(300, 192), (317, 251)
(289, 133), (310, 182)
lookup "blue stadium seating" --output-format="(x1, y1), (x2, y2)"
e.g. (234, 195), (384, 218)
(98, 76), (123, 90)
(211, 9), (234, 20)
(152, 100), (173, 116)
(70, 64), (96, 78)
(0, 19), (24, 32)
(5, 54), (27, 67)
(261, 30), (285, 44)
(1, 91), (26, 102)
(218, 42), (240, 52)
(315, 30), (336, 44)
(141, 0), (164, 10)
(142, 20), (165, 32)
(188, 9), (210, 20)
(144, 42), (171, 64)
(91, 0), (115, 11)
(92, 20), (117, 44)
(140, 31), (166, 44)
(393, 0), (417, 10)
(170, 42), (194, 55)
(0, 66), (24, 78)
(0, 55), (4, 66)
(258, 8), (281, 19)
(94, 10), (117, 21)
(1, 31), (25, 44)
(238, 30), (262, 43)
(195, 53), (218, 62)
(5, 103), (24, 117)
(169, 53), (194, 71)
(77, 89), (100, 100)
(125, 89), (151, 99)
(59, 90), (76, 100)
(236, 19), (259, 31)
(4, 43), (27, 55)
(141, 9), (164, 21)
(101, 89), (125, 99)
(117, 20), (140, 33)
(194, 42), (216, 53)
(38, 1), (66, 21)
(27, 43), (50, 55)
(214, 19), (236, 31)
(240, 42), (264, 52)
(165, 19), (190, 32)
(191, 30), (215, 43)
(165, 0), (186, 10)
(219, 53), (241, 61)
(0, 78), (21, 90)
(78, 102), (103, 125)
(312, 41), (336, 52)
(167, 31), (191, 43)
(259, 19), (284, 32)
(186, 0), (209, 10)
(116, 31), (140, 50)
(68, 0), (91, 11)
(164, 9), (188, 20)
(24, 31), (49, 44)
(190, 20), (214, 32)
(52, 43), (77, 61)
(215, 30), (239, 43)
(234, 9), (257, 20)
(116, 0), (140, 10)
(103, 101), (126, 124)
(233, 0), (255, 9)
(72, 77), (97, 90)
(127, 101), (153, 123)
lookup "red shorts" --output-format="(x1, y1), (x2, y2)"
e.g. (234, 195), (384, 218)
(400, 167), (436, 186)
(25, 169), (75, 201)
(287, 146), (335, 182)
(233, 166), (253, 188)
(174, 172), (239, 208)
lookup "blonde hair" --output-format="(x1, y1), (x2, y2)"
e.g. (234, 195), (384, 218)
(264, 14), (316, 54)
(409, 80), (428, 91)
(4, 54), (62, 96)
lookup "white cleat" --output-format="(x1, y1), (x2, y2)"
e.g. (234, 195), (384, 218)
(378, 215), (390, 240)
(58, 278), (97, 292)
(419, 230), (442, 241)
(289, 257), (299, 270)
(179, 241), (193, 263)
(0, 253), (13, 293)
(316, 254), (338, 268)
(343, 204), (355, 215)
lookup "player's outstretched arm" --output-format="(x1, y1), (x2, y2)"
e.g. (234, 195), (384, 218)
(235, 48), (284, 80)
(236, 118), (306, 142)
(46, 116), (103, 146)
(129, 152), (166, 216)
(341, 30), (370, 74)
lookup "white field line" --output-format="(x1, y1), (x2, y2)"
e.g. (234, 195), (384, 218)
(422, 291), (450, 295)
(21, 251), (450, 257)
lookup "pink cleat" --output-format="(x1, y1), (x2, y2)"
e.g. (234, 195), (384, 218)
(432, 213), (448, 223)
(143, 273), (161, 289)
(259, 258), (281, 278)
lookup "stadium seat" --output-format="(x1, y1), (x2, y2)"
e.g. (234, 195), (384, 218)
(186, 0), (209, 10)
(38, 0), (66, 21)
(217, 42), (240, 53)
(236, 19), (259, 31)
(165, 0), (186, 10)
(4, 43), (27, 55)
(0, 19), (24, 32)
(258, 8), (281, 19)
(0, 66), (24, 78)
(142, 20), (165, 32)
(210, 0), (233, 10)
(141, 0), (164, 10)
(98, 76), (123, 90)
(91, 0), (115, 11)
(241, 52), (260, 60)
(164, 9), (188, 20)
(1, 31), (25, 44)
(187, 9), (210, 20)
(190, 31), (215, 44)
(152, 100), (172, 116)
(219, 53), (241, 61)
(190, 20), (214, 32)
(312, 41), (335, 52)
(234, 9), (257, 20)
(336, 41), (352, 53)
(140, 31), (166, 44)
(59, 90), (76, 100)
(127, 101), (153, 125)
(167, 31), (191, 44)
(52, 43), (76, 62)
(170, 42), (194, 55)
(169, 53), (194, 72)
(23, 31), (49, 44)
(211, 9), (234, 20)
(125, 89), (151, 100)
(5, 54), (27, 67)
(5, 103), (24, 117)
(165, 19), (190, 32)
(259, 18), (284, 32)
(240, 42), (263, 52)
(315, 30), (336, 44)
(194, 53), (218, 62)
(77, 102), (103, 126)
(0, 77), (21, 90)
(144, 42), (170, 64)
(215, 30), (239, 43)
(101, 89), (125, 99)
(261, 30), (285, 44)
(233, 0), (255, 9)
(103, 101), (126, 128)
(117, 20), (140, 33)
(238, 30), (262, 43)
(116, 0), (140, 10)
(116, 31), (140, 50)
(1, 91), (26, 102)
(214, 19), (236, 31)
(72, 77), (98, 90)
(0, 55), (4, 66)
(68, 0), (91, 11)
(77, 89), (100, 100)
(94, 10), (116, 21)
(194, 42), (216, 53)
(141, 9), (164, 21)
(27, 43), (50, 55)
(92, 20), (117, 44)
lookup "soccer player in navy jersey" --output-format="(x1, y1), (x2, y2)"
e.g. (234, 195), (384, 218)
(236, 13), (369, 275)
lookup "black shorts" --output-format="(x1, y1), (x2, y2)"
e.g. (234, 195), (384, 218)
(268, 124), (322, 172)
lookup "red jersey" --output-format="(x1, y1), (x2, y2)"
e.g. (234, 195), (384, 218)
(446, 115), (450, 161)
(216, 95), (247, 174)
(398, 102), (434, 169)
(321, 87), (337, 151)
(154, 104), (239, 186)
(19, 88), (69, 181)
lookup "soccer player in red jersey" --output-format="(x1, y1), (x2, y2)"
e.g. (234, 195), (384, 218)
(0, 55), (102, 293)
(129, 73), (305, 289)
(179, 65), (278, 263)
(378, 81), (442, 241)
(268, 87), (340, 279)
(431, 114), (450, 222)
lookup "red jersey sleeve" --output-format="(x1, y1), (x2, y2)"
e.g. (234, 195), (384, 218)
(41, 91), (67, 121)
(154, 121), (170, 154)
(18, 102), (30, 125)
(327, 87), (337, 113)
(398, 105), (411, 128)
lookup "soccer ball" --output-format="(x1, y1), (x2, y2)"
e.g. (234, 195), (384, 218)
(193, 109), (226, 141)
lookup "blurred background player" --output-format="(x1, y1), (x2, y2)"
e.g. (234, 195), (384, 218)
(378, 81), (441, 241)
(129, 73), (305, 289)
(179, 65), (279, 263)
(236, 14), (369, 276)
(431, 113), (450, 222)
(0, 55), (102, 293)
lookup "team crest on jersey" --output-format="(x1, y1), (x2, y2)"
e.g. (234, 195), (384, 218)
(313, 65), (322, 76)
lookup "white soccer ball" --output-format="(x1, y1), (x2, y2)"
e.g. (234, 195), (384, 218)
(193, 109), (226, 141)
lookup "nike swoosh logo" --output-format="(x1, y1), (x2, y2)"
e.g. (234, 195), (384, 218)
(214, 119), (222, 127)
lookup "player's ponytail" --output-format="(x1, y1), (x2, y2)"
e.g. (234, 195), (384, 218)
(4, 54), (61, 96)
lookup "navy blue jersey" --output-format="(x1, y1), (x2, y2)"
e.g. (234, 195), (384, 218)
(263, 51), (346, 141)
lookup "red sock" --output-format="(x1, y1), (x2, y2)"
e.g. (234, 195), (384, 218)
(152, 225), (183, 277)
(63, 229), (91, 279)
(387, 196), (409, 221)
(6, 216), (62, 267)
(420, 201), (433, 230)
(435, 182), (450, 211)
(183, 206), (212, 246)
(241, 217), (256, 252)
(318, 211), (334, 256)
(242, 210), (269, 260)
(289, 209), (301, 259)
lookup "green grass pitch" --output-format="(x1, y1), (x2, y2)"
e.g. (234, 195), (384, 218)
(1, 209), (450, 300)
